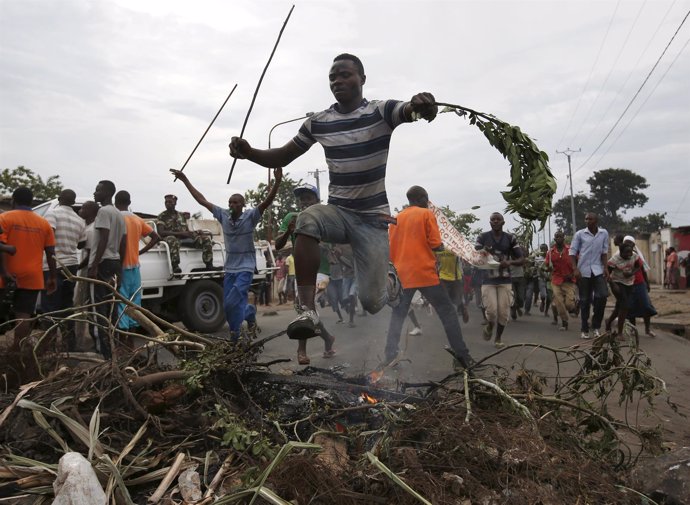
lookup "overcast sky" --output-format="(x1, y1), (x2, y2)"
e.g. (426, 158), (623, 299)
(1, 0), (689, 235)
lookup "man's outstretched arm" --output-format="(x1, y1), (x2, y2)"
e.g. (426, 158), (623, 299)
(258, 168), (283, 215)
(169, 170), (214, 213)
(229, 137), (304, 169)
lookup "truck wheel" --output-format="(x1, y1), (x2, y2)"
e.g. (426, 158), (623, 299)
(179, 280), (225, 333)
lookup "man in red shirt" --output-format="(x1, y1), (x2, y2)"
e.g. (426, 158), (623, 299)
(544, 230), (577, 331)
(383, 186), (474, 370)
(0, 187), (57, 351)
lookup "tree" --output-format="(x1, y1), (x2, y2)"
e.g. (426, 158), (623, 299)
(244, 173), (303, 241)
(0, 166), (63, 201)
(552, 168), (653, 234)
(552, 193), (599, 235)
(437, 205), (482, 239)
(627, 212), (670, 234)
(586, 168), (648, 228)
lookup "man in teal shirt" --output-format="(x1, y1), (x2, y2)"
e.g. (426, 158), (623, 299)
(276, 183), (336, 364)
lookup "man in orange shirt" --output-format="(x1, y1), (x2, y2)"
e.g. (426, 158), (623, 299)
(115, 191), (160, 330)
(0, 187), (57, 351)
(383, 186), (474, 369)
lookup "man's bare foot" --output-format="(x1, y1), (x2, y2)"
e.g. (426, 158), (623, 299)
(323, 334), (336, 357)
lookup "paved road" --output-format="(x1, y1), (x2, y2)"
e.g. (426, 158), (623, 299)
(212, 299), (690, 443)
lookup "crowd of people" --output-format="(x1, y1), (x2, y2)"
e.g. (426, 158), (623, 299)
(0, 171), (281, 357)
(0, 53), (676, 369)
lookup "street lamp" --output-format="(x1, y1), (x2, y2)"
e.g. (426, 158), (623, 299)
(265, 112), (314, 241)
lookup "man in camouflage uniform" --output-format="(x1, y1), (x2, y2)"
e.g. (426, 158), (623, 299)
(157, 194), (213, 273)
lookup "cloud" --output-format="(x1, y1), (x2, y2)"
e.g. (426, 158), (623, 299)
(1, 0), (687, 233)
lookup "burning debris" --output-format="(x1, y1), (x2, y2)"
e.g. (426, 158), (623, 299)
(0, 302), (682, 505)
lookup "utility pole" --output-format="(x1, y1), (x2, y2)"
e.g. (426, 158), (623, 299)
(308, 168), (325, 195)
(556, 147), (581, 235)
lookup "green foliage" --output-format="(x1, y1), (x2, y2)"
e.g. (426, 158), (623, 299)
(437, 205), (482, 239)
(628, 212), (670, 234)
(181, 340), (239, 390)
(437, 103), (556, 227)
(512, 219), (537, 249)
(553, 168), (656, 235)
(552, 193), (600, 234)
(244, 172), (303, 240)
(0, 166), (63, 200)
(211, 404), (276, 460)
(586, 168), (649, 221)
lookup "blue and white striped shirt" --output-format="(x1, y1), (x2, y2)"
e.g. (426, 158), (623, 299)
(292, 99), (407, 215)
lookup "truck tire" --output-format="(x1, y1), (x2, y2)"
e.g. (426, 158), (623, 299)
(179, 280), (225, 333)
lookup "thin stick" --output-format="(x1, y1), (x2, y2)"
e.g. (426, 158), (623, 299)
(176, 83), (237, 180)
(148, 452), (186, 504)
(227, 5), (295, 184)
(203, 453), (235, 499)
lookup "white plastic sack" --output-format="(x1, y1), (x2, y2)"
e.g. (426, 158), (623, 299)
(53, 452), (106, 505)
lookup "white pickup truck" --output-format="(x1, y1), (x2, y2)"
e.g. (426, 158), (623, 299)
(33, 199), (274, 333)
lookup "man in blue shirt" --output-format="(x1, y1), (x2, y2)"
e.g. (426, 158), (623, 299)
(569, 212), (610, 339)
(170, 168), (282, 341)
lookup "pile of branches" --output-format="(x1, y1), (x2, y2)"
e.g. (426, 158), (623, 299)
(0, 291), (681, 504)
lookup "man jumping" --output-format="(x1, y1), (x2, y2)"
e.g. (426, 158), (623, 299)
(229, 53), (438, 340)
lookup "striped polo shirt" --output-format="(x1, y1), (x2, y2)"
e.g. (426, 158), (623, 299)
(43, 204), (87, 268)
(292, 99), (407, 215)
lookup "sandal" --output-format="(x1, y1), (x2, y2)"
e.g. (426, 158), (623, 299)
(297, 352), (310, 365)
(323, 349), (336, 359)
(482, 322), (493, 341)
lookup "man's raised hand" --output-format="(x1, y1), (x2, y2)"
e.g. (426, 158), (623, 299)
(273, 167), (283, 181)
(229, 137), (252, 159)
(410, 92), (438, 122)
(170, 169), (188, 183)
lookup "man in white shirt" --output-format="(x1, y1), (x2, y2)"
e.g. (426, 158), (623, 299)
(41, 189), (86, 351)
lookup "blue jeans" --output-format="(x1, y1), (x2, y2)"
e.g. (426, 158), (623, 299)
(223, 271), (255, 337)
(295, 204), (389, 314)
(42, 265), (79, 349)
(524, 278), (547, 312)
(385, 283), (471, 362)
(118, 267), (142, 330)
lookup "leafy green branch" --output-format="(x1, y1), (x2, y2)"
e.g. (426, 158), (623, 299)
(433, 102), (557, 227)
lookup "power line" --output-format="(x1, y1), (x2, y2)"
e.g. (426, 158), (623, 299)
(673, 184), (690, 222)
(576, 0), (677, 150)
(555, 0), (621, 148)
(568, 0), (647, 148)
(573, 8), (690, 175)
(590, 36), (689, 172)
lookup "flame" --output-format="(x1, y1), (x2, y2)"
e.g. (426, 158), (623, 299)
(361, 392), (378, 404)
(368, 369), (384, 384)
